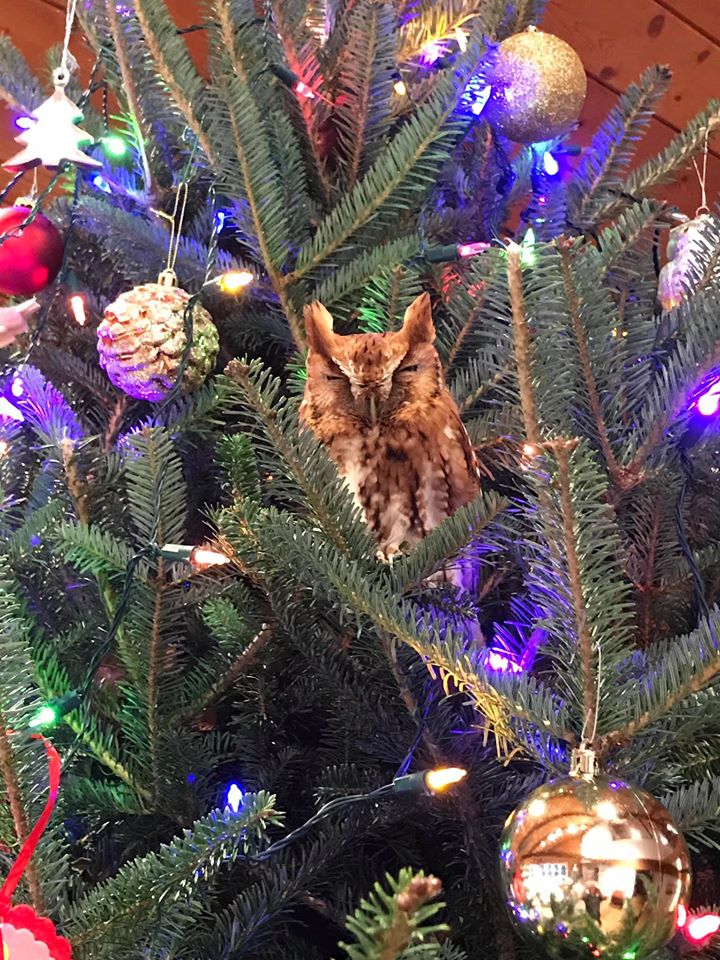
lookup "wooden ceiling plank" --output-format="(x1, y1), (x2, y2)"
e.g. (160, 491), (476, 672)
(544, 0), (720, 133)
(652, 0), (720, 44)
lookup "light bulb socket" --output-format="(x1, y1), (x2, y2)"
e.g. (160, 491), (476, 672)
(28, 690), (82, 729)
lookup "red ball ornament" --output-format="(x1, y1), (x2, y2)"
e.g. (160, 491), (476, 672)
(0, 206), (64, 297)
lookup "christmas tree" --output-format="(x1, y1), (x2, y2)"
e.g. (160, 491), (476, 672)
(0, 1), (719, 958)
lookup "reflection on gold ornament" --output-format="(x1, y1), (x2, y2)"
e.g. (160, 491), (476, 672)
(499, 776), (691, 959)
(485, 28), (587, 144)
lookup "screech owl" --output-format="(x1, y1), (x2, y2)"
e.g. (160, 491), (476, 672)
(300, 292), (481, 565)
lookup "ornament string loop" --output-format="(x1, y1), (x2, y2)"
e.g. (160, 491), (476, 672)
(691, 125), (711, 217)
(0, 733), (61, 911)
(579, 639), (601, 748)
(55, 0), (80, 88)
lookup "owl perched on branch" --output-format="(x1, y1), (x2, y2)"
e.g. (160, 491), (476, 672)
(300, 293), (482, 566)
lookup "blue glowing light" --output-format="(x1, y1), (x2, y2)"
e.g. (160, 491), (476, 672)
(30, 534), (41, 547)
(542, 151), (560, 176)
(695, 373), (720, 417)
(418, 40), (447, 65)
(226, 782), (244, 813)
(457, 76), (492, 117)
(10, 376), (23, 398)
(91, 174), (112, 194)
(186, 773), (196, 784)
(0, 397), (23, 422)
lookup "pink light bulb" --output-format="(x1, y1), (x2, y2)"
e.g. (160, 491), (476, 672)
(697, 382), (720, 416)
(685, 913), (720, 945)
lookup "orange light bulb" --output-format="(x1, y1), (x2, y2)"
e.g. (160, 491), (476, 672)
(424, 767), (467, 794)
(191, 546), (230, 568)
(70, 294), (87, 326)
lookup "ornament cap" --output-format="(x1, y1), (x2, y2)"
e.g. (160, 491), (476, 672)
(570, 743), (597, 779)
(157, 269), (177, 288)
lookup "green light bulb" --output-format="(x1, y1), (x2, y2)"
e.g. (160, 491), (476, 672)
(103, 134), (128, 158)
(29, 704), (58, 728)
(520, 227), (536, 267)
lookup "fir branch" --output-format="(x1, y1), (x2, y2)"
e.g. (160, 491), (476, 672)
(570, 66), (672, 224)
(340, 870), (448, 960)
(547, 439), (598, 743)
(133, 0), (217, 167)
(291, 42), (482, 282)
(506, 243), (541, 444)
(103, 0), (154, 196)
(268, 0), (332, 202)
(597, 610), (720, 756)
(165, 623), (275, 727)
(0, 728), (42, 911)
(557, 239), (620, 479)
(596, 101), (720, 223)
(67, 793), (279, 952)
(333, 0), (397, 187)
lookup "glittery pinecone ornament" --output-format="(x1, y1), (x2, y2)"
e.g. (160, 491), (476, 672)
(97, 272), (219, 402)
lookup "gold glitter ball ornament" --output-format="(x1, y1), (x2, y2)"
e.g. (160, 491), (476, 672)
(499, 775), (691, 960)
(486, 28), (587, 143)
(97, 274), (219, 402)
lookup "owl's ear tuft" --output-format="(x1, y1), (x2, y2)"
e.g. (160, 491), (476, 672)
(304, 301), (336, 358)
(401, 292), (435, 347)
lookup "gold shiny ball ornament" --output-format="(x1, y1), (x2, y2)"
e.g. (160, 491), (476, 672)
(486, 28), (587, 143)
(499, 776), (691, 960)
(97, 279), (219, 402)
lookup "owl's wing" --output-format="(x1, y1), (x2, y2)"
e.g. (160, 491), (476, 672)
(454, 408), (491, 484)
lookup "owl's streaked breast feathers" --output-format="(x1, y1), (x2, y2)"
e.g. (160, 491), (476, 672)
(300, 293), (482, 561)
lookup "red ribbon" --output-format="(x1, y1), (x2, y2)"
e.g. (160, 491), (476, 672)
(0, 733), (61, 912)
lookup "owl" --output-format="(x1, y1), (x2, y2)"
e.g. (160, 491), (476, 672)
(300, 292), (481, 565)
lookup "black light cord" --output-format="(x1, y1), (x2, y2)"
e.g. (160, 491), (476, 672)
(247, 783), (395, 862)
(59, 544), (156, 767)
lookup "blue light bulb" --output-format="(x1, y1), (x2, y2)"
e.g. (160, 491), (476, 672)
(542, 151), (560, 176)
(226, 782), (244, 813)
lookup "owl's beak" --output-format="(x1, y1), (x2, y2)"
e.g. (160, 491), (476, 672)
(367, 393), (378, 425)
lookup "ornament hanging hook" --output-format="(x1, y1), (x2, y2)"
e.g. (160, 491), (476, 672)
(691, 125), (712, 218)
(55, 0), (80, 89)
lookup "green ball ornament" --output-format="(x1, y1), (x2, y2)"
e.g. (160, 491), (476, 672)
(486, 28), (587, 143)
(499, 775), (691, 959)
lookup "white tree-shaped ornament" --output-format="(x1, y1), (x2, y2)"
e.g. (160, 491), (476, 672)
(4, 74), (101, 172)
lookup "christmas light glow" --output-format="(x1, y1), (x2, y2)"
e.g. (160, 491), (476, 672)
(458, 241), (491, 258)
(219, 270), (254, 293)
(226, 783), (244, 813)
(696, 375), (720, 417)
(542, 151), (560, 175)
(15, 116), (34, 130)
(0, 398), (23, 422)
(29, 705), (58, 729)
(91, 173), (112, 194)
(486, 650), (523, 674)
(191, 546), (230, 568)
(424, 767), (467, 793)
(393, 78), (407, 97)
(295, 80), (315, 99)
(69, 294), (86, 326)
(684, 914), (720, 945)
(419, 40), (446, 65)
(103, 134), (128, 158)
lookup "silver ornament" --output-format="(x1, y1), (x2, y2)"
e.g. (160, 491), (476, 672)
(500, 775), (691, 960)
(658, 213), (716, 312)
